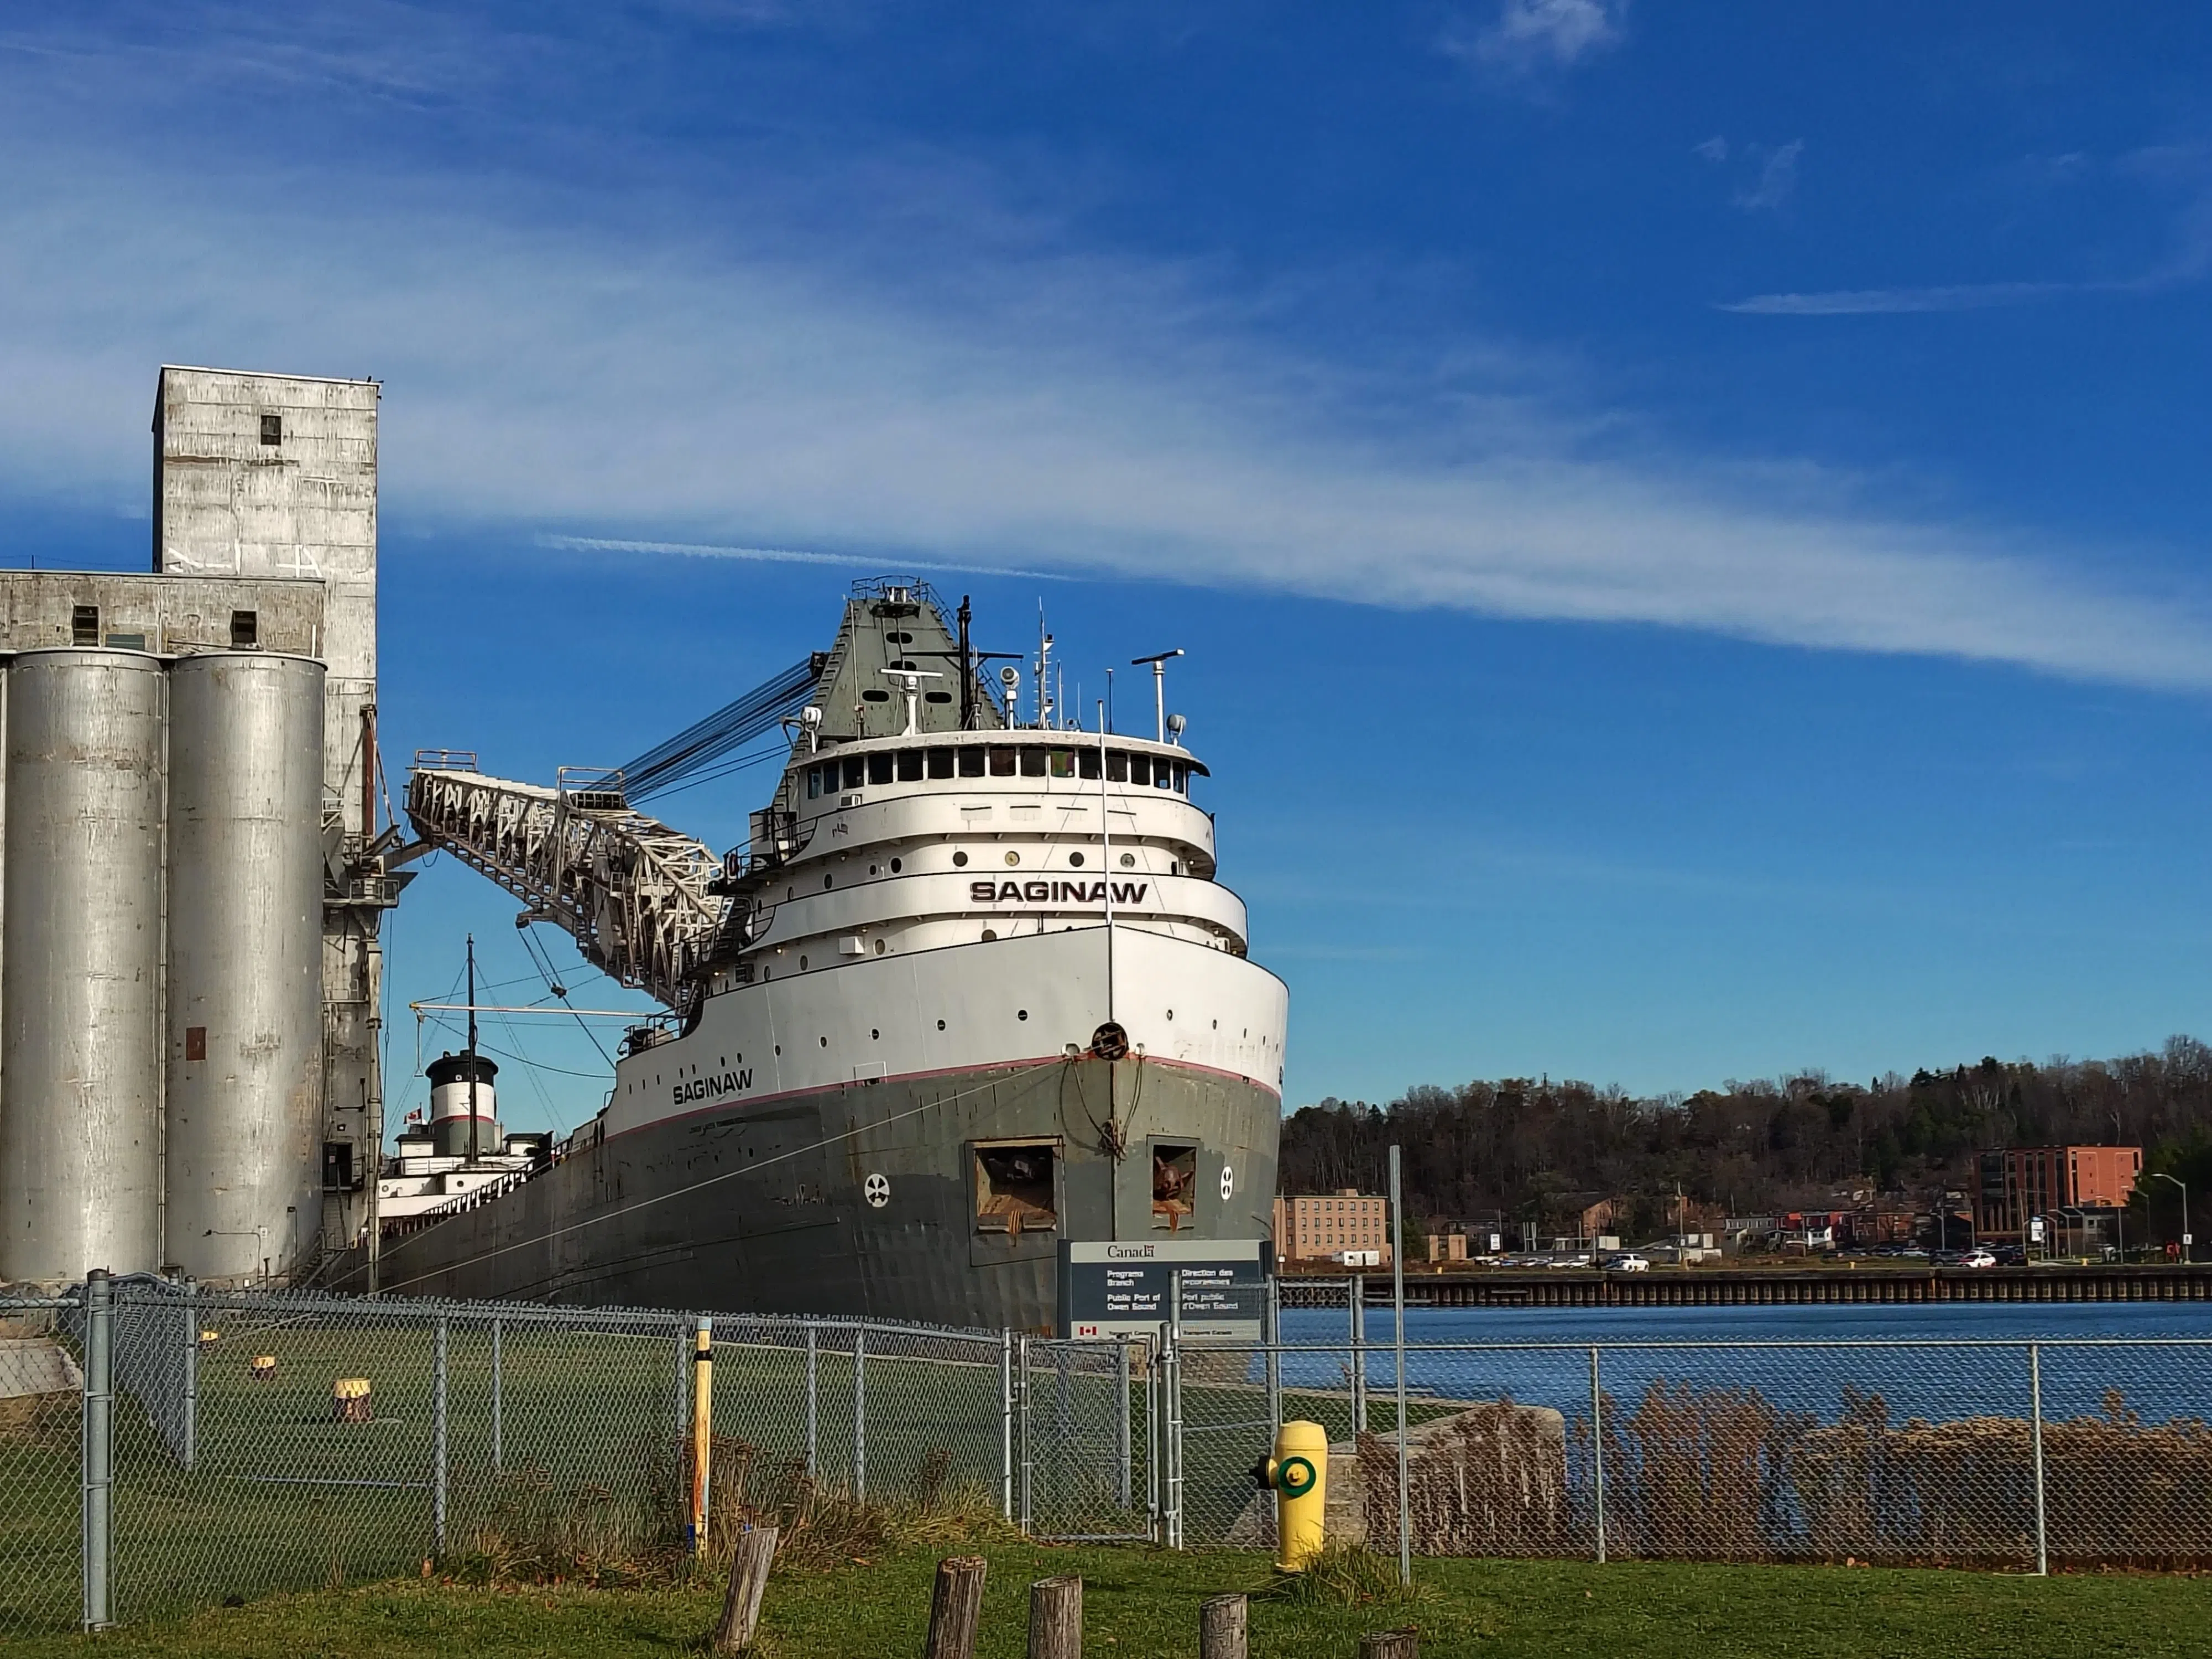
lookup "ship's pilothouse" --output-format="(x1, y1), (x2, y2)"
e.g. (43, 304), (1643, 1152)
(715, 729), (1243, 994)
(702, 613), (1248, 997)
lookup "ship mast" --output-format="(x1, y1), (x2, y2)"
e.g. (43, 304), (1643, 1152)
(466, 933), (480, 1163)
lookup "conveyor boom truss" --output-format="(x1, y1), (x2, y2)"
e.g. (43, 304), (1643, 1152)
(406, 755), (727, 1012)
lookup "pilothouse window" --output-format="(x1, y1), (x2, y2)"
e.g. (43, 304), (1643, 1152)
(974, 1140), (1058, 1236)
(868, 753), (895, 785)
(927, 748), (955, 779)
(897, 750), (924, 781)
(1020, 749), (1047, 778)
(959, 748), (987, 778)
(990, 748), (1017, 777)
(842, 757), (865, 790)
(1106, 752), (1128, 784)
(1152, 1144), (1197, 1231)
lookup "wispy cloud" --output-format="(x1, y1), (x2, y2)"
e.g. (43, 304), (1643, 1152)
(544, 535), (1070, 583)
(1731, 139), (1803, 211)
(1721, 281), (2068, 316)
(0, 9), (2208, 696)
(1439, 0), (1626, 76)
(1727, 143), (2212, 316)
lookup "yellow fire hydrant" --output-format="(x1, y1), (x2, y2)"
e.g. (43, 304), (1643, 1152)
(1250, 1419), (1328, 1571)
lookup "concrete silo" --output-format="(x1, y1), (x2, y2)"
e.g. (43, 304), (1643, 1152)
(0, 650), (168, 1282)
(164, 653), (327, 1284)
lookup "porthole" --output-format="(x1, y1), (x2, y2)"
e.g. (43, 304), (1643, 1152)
(1004, 850), (1020, 867)
(1068, 852), (1085, 868)
(937, 1019), (947, 1031)
(890, 857), (903, 873)
(869, 864), (879, 877)
(875, 939), (886, 956)
(871, 1028), (880, 1040)
(819, 1036), (829, 1048)
(800, 956), (808, 971)
(953, 851), (969, 868)
(824, 874), (834, 889)
(982, 929), (998, 942)
(1119, 853), (1135, 868)
(1018, 1009), (1029, 1021)
(774, 1045), (782, 1056)
(1166, 1009), (1175, 1021)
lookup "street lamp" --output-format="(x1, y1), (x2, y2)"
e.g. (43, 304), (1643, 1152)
(2152, 1173), (2191, 1264)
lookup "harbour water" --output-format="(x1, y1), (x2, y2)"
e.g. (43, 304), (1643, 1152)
(1272, 1301), (2212, 1425)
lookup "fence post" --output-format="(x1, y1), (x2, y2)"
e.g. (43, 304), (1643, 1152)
(1116, 1339), (1133, 1511)
(1264, 1274), (1281, 1433)
(1054, 1342), (1072, 1506)
(807, 1322), (821, 1479)
(690, 1316), (715, 1551)
(180, 1277), (198, 1473)
(1588, 1344), (1605, 1565)
(1017, 1333), (1032, 1534)
(1165, 1271), (1184, 1550)
(491, 1316), (503, 1474)
(1349, 1274), (1367, 1435)
(1389, 1144), (1411, 1588)
(81, 1270), (113, 1631)
(999, 1328), (1014, 1520)
(852, 1326), (868, 1501)
(1144, 1338), (1160, 1542)
(2029, 1342), (2048, 1576)
(432, 1316), (450, 1559)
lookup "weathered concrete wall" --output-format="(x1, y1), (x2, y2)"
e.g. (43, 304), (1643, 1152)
(0, 572), (324, 656)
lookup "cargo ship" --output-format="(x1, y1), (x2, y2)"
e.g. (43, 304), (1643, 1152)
(350, 582), (1286, 1330)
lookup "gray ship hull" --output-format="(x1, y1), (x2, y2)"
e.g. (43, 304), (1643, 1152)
(345, 1053), (1280, 1331)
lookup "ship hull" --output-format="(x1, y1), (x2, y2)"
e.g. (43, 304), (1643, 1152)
(345, 927), (1286, 1330)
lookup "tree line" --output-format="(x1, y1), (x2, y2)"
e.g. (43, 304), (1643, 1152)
(1280, 1036), (2212, 1242)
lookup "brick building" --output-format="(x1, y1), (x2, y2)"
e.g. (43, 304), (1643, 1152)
(1976, 1146), (2143, 1237)
(1273, 1189), (1392, 1265)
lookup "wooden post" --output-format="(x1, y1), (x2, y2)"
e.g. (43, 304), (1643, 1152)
(711, 1526), (777, 1654)
(1027, 1575), (1082, 1659)
(1199, 1592), (1248, 1659)
(1358, 1629), (1419, 1659)
(924, 1556), (988, 1659)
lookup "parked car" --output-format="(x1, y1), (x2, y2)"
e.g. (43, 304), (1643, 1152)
(1604, 1254), (1651, 1273)
(1959, 1249), (1998, 1268)
(1546, 1253), (1593, 1269)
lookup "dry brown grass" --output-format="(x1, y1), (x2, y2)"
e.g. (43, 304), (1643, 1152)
(1354, 1380), (2212, 1568)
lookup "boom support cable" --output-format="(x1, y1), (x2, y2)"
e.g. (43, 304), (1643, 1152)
(615, 658), (818, 800)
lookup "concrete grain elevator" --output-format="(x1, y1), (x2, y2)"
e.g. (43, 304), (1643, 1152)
(0, 366), (394, 1286)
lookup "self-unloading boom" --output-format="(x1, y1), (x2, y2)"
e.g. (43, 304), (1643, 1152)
(405, 757), (726, 1012)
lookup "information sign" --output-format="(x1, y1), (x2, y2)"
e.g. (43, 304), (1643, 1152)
(1058, 1238), (1268, 1341)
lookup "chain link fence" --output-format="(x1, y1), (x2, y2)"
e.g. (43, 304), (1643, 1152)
(6, 1273), (2212, 1631)
(0, 1277), (1149, 1634)
(1173, 1279), (2212, 1573)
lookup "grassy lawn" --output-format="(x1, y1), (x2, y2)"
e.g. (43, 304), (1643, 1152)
(15, 1543), (2212, 1658)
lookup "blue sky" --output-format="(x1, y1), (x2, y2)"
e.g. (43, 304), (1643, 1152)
(4, 3), (2211, 1130)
